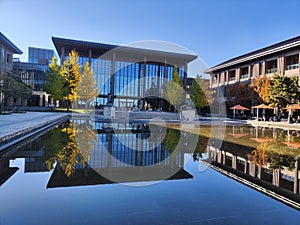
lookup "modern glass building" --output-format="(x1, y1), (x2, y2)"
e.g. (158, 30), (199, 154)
(13, 61), (46, 91)
(52, 37), (197, 110)
(11, 47), (56, 107)
(28, 47), (54, 66)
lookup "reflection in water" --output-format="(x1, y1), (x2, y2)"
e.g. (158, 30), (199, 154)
(206, 125), (300, 209)
(1, 121), (300, 208)
(1, 119), (203, 188)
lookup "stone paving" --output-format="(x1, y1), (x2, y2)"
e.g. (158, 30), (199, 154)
(0, 112), (70, 146)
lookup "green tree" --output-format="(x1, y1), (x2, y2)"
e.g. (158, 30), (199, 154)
(0, 73), (32, 108)
(61, 50), (81, 110)
(43, 57), (67, 103)
(269, 73), (300, 110)
(164, 66), (185, 111)
(162, 129), (180, 153)
(190, 75), (213, 114)
(250, 74), (271, 104)
(76, 62), (99, 108)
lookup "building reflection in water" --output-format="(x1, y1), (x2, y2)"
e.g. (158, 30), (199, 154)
(1, 121), (299, 208)
(205, 125), (300, 208)
(1, 118), (199, 188)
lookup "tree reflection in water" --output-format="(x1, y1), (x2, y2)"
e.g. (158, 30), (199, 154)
(44, 120), (97, 177)
(248, 139), (298, 172)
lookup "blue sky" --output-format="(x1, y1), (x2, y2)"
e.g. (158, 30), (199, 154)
(0, 0), (299, 77)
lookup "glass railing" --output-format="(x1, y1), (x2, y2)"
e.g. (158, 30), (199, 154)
(241, 74), (249, 79)
(229, 76), (236, 81)
(285, 64), (299, 70)
(267, 68), (277, 74)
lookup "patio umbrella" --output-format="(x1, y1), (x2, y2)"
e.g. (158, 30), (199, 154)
(251, 104), (274, 120)
(229, 105), (250, 118)
(284, 104), (300, 123)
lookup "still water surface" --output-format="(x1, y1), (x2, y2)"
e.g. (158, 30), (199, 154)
(0, 119), (299, 225)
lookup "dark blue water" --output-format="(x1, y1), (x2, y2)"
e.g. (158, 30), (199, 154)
(0, 120), (299, 225)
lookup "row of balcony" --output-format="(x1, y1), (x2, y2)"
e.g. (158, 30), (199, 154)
(212, 63), (299, 84)
(285, 63), (299, 71)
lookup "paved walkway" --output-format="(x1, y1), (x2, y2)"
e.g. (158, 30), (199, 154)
(0, 112), (70, 144)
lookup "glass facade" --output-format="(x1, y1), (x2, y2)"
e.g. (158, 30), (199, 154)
(13, 62), (46, 91)
(28, 47), (54, 65)
(89, 58), (185, 109)
(75, 56), (186, 109)
(52, 37), (196, 110)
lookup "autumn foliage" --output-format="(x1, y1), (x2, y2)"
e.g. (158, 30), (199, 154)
(250, 74), (271, 104)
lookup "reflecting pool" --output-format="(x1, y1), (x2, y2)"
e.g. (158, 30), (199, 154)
(0, 118), (299, 225)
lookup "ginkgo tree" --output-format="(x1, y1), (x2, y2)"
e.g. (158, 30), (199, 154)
(76, 62), (99, 108)
(45, 50), (100, 110)
(250, 74), (271, 104)
(60, 50), (81, 110)
(164, 66), (185, 112)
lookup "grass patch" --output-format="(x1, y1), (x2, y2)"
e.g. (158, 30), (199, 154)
(55, 108), (93, 114)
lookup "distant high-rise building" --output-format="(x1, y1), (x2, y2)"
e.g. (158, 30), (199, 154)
(28, 47), (54, 66)
(11, 47), (55, 107)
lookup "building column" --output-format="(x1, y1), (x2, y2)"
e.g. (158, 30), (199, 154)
(232, 156), (237, 169)
(217, 150), (222, 163)
(164, 59), (167, 79)
(222, 151), (226, 165)
(262, 61), (266, 75)
(249, 162), (256, 177)
(248, 65), (252, 79)
(138, 62), (141, 98)
(254, 63), (259, 77)
(88, 49), (92, 65)
(294, 158), (299, 194)
(61, 47), (65, 64)
(298, 50), (300, 85)
(236, 68), (240, 82)
(143, 56), (147, 98)
(225, 71), (229, 85)
(39, 95), (43, 106)
(183, 63), (187, 91)
(272, 169), (281, 187)
(110, 52), (116, 104)
(277, 55), (284, 75)
(244, 160), (248, 173)
(0, 44), (3, 73)
(157, 64), (161, 97)
(210, 75), (213, 88)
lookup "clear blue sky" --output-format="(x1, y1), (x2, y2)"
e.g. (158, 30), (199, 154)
(0, 0), (299, 77)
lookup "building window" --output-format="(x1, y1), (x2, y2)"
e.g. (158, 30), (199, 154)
(229, 70), (236, 81)
(240, 67), (248, 79)
(6, 53), (11, 63)
(224, 71), (227, 82)
(265, 59), (277, 74)
(259, 61), (264, 75)
(285, 54), (299, 70)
